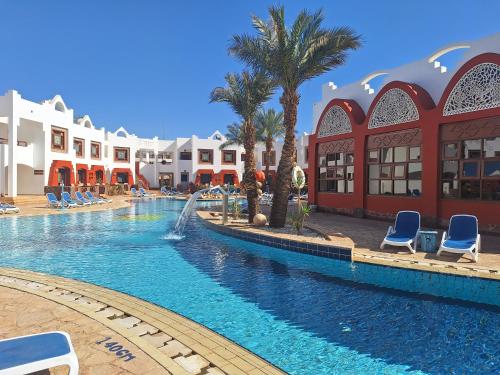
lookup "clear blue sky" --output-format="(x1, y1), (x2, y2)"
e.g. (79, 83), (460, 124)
(1, 1), (499, 139)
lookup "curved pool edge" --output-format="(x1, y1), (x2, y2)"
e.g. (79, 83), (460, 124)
(197, 211), (499, 282)
(198, 211), (500, 307)
(0, 267), (286, 375)
(198, 211), (352, 261)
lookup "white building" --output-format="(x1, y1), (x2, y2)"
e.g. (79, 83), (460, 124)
(0, 90), (309, 197)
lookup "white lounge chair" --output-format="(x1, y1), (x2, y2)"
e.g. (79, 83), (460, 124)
(437, 214), (480, 262)
(0, 331), (79, 375)
(0, 203), (19, 213)
(380, 211), (421, 254)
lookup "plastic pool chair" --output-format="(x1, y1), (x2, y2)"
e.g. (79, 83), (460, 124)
(46, 193), (62, 208)
(75, 191), (92, 206)
(0, 331), (78, 375)
(85, 191), (106, 204)
(0, 202), (20, 213)
(437, 214), (480, 262)
(380, 211), (420, 254)
(139, 187), (155, 197)
(130, 187), (142, 197)
(61, 192), (78, 208)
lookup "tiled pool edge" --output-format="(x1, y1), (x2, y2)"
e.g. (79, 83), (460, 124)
(0, 267), (286, 375)
(200, 213), (352, 261)
(198, 212), (499, 307)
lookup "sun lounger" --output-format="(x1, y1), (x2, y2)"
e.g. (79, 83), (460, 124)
(380, 211), (420, 254)
(85, 191), (107, 204)
(46, 193), (62, 208)
(0, 202), (20, 213)
(0, 331), (78, 375)
(74, 191), (92, 206)
(61, 192), (78, 208)
(437, 214), (480, 262)
(139, 187), (155, 197)
(130, 187), (142, 197)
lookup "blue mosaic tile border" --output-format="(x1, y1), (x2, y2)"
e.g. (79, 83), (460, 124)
(203, 219), (352, 261)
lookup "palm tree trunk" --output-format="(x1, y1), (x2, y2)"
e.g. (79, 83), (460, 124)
(269, 90), (298, 228)
(265, 137), (272, 183)
(243, 119), (259, 223)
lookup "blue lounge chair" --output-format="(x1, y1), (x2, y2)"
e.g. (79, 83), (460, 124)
(139, 187), (155, 197)
(161, 186), (173, 196)
(61, 192), (78, 208)
(130, 187), (142, 197)
(85, 191), (107, 204)
(75, 191), (91, 206)
(0, 331), (78, 375)
(437, 214), (480, 262)
(0, 202), (20, 213)
(380, 211), (420, 254)
(46, 193), (62, 208)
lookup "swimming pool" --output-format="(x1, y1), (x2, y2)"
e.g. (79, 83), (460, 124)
(0, 199), (498, 374)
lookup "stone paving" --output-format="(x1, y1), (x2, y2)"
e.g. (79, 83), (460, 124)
(0, 268), (285, 375)
(0, 286), (169, 375)
(0, 195), (133, 218)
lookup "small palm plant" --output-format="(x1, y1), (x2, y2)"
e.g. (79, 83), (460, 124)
(289, 204), (311, 235)
(255, 108), (284, 183)
(210, 71), (275, 223)
(230, 6), (361, 227)
(231, 199), (242, 220)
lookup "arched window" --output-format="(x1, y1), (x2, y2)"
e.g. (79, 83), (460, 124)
(55, 102), (65, 112)
(84, 120), (92, 128)
(116, 130), (127, 138)
(368, 88), (419, 129)
(317, 105), (352, 138)
(443, 62), (500, 116)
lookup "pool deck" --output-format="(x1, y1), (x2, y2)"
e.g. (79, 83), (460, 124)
(0, 268), (285, 375)
(0, 195), (133, 218)
(198, 210), (500, 281)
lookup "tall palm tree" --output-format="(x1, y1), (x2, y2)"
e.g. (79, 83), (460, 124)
(219, 122), (244, 150)
(210, 71), (274, 222)
(255, 108), (284, 182)
(230, 6), (361, 227)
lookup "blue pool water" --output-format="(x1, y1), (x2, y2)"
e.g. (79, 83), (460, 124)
(0, 199), (498, 374)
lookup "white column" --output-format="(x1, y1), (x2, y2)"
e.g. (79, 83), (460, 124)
(0, 143), (5, 195)
(153, 152), (158, 188)
(7, 114), (18, 197)
(43, 123), (52, 186)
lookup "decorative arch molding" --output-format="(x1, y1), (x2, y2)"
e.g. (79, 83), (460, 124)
(77, 115), (94, 129)
(368, 88), (419, 129)
(439, 53), (500, 118)
(317, 105), (351, 138)
(44, 95), (68, 113)
(114, 126), (130, 138)
(366, 82), (434, 130)
(443, 62), (500, 116)
(315, 99), (364, 138)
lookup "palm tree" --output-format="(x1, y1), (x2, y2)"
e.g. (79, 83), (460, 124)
(230, 6), (361, 227)
(255, 108), (284, 183)
(210, 71), (274, 222)
(219, 122), (244, 150)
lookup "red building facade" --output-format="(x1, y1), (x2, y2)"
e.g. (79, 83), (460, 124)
(308, 53), (500, 233)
